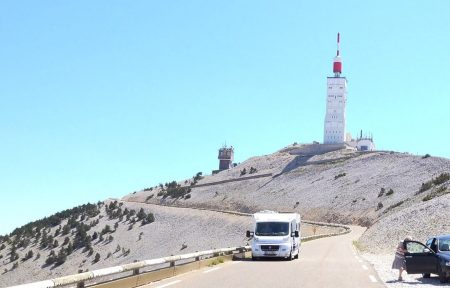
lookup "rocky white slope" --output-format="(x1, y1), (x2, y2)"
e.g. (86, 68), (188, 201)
(124, 145), (450, 253)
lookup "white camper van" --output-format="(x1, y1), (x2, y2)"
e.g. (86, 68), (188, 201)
(246, 211), (301, 260)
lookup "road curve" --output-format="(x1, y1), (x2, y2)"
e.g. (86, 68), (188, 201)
(141, 225), (384, 288)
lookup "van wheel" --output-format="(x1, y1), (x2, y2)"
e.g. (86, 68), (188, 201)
(422, 273), (430, 278)
(294, 250), (299, 259)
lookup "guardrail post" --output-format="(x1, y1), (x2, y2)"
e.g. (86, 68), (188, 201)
(77, 269), (85, 288)
(132, 260), (140, 275)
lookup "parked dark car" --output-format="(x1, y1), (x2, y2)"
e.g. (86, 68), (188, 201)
(405, 235), (450, 283)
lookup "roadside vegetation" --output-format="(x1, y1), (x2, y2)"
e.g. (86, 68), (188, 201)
(0, 200), (155, 271)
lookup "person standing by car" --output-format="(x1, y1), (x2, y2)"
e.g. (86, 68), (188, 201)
(392, 236), (412, 281)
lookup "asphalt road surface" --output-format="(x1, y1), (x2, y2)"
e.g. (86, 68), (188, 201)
(142, 226), (384, 288)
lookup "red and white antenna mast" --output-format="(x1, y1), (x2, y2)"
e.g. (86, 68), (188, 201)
(333, 32), (342, 77)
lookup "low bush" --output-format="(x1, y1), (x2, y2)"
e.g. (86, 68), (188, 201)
(378, 188), (385, 197)
(419, 181), (433, 193)
(376, 202), (383, 211)
(386, 189), (394, 196)
(334, 173), (346, 180)
(433, 173), (450, 186)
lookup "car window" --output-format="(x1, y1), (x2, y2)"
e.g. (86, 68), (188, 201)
(425, 239), (433, 247)
(406, 242), (429, 253)
(438, 239), (450, 252)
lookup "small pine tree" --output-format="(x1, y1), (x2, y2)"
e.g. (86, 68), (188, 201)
(115, 244), (121, 253)
(55, 249), (67, 266)
(94, 253), (100, 263)
(137, 208), (146, 220)
(92, 232), (98, 240)
(63, 237), (70, 246)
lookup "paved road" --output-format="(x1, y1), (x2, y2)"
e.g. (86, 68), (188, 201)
(142, 226), (384, 288)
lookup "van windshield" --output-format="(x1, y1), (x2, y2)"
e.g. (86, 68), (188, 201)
(255, 222), (289, 236)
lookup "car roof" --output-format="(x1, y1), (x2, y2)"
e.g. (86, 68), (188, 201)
(429, 235), (450, 241)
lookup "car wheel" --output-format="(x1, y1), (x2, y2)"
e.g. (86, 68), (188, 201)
(438, 266), (448, 283)
(422, 273), (430, 278)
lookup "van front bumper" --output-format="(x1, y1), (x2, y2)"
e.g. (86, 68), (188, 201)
(251, 244), (292, 258)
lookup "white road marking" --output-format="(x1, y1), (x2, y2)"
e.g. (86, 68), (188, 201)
(362, 265), (368, 270)
(155, 280), (181, 288)
(369, 275), (377, 283)
(203, 267), (221, 274)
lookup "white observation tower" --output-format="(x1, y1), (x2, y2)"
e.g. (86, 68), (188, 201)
(323, 33), (348, 144)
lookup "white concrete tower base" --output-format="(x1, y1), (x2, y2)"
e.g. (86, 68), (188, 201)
(324, 77), (347, 144)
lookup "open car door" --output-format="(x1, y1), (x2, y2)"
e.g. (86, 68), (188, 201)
(404, 241), (438, 274)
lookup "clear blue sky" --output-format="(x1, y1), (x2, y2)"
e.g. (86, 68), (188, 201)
(1, 1), (449, 235)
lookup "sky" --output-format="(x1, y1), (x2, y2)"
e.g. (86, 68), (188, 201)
(1, 1), (449, 235)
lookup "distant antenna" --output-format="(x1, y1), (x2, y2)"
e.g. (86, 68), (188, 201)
(337, 32), (340, 56)
(333, 33), (342, 77)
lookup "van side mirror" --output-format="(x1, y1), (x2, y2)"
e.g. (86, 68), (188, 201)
(246, 231), (254, 238)
(295, 231), (299, 238)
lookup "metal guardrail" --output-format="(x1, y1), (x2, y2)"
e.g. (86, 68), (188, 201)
(7, 246), (251, 288)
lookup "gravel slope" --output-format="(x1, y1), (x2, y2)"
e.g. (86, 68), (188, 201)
(125, 147), (450, 251)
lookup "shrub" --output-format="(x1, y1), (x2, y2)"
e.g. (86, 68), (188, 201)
(184, 194), (191, 200)
(45, 251), (56, 266)
(433, 173), (450, 185)
(240, 168), (247, 176)
(193, 172), (203, 182)
(334, 173), (346, 180)
(422, 154), (431, 159)
(12, 262), (18, 270)
(376, 202), (383, 211)
(137, 208), (146, 220)
(378, 188), (385, 197)
(249, 167), (257, 174)
(142, 213), (155, 225)
(94, 253), (100, 263)
(115, 245), (121, 253)
(101, 225), (112, 235)
(422, 195), (433, 202)
(0, 244), (5, 250)
(419, 181), (433, 193)
(22, 250), (33, 261)
(386, 189), (394, 196)
(55, 249), (67, 266)
(108, 235), (114, 242)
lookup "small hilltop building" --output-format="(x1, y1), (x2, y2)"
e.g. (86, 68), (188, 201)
(213, 145), (234, 174)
